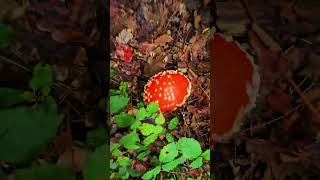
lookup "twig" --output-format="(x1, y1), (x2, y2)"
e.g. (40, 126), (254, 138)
(286, 75), (320, 121)
(0, 54), (30, 72)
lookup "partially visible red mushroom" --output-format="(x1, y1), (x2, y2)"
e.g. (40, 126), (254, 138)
(143, 70), (192, 112)
(115, 44), (134, 62)
(211, 33), (260, 144)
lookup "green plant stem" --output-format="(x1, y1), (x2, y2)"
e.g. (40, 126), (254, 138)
(0, 54), (30, 72)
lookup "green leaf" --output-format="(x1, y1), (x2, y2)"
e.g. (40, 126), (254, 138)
(110, 143), (121, 151)
(86, 128), (107, 148)
(146, 102), (159, 113)
(165, 133), (174, 143)
(110, 68), (115, 77)
(110, 95), (129, 114)
(115, 113), (135, 128)
(155, 113), (165, 125)
(0, 98), (63, 163)
(177, 138), (202, 160)
(139, 123), (156, 136)
(162, 156), (186, 172)
(128, 168), (143, 177)
(117, 156), (132, 167)
(0, 23), (15, 48)
(119, 131), (140, 150)
(141, 165), (161, 180)
(112, 149), (122, 157)
(110, 161), (118, 170)
(137, 102), (145, 108)
(118, 166), (129, 180)
(137, 150), (150, 161)
(29, 63), (53, 96)
(168, 117), (179, 130)
(15, 164), (76, 180)
(143, 133), (158, 146)
(189, 157), (203, 169)
(201, 149), (210, 161)
(159, 143), (178, 163)
(130, 121), (142, 130)
(136, 107), (150, 120)
(0, 88), (26, 107)
(153, 125), (164, 135)
(82, 145), (108, 180)
(119, 82), (128, 94)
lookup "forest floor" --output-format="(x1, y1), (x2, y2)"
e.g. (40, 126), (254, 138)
(0, 0), (319, 180)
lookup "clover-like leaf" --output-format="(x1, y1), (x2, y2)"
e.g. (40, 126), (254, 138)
(141, 165), (161, 180)
(119, 131), (140, 150)
(201, 149), (210, 161)
(189, 157), (203, 169)
(115, 113), (135, 128)
(159, 143), (178, 163)
(168, 117), (179, 130)
(162, 156), (186, 172)
(110, 95), (129, 114)
(139, 123), (155, 136)
(155, 112), (165, 125)
(177, 138), (202, 160)
(146, 102), (159, 113)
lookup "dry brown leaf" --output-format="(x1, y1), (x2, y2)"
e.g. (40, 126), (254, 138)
(194, 10), (201, 30)
(57, 146), (92, 172)
(154, 34), (173, 46)
(116, 28), (133, 44)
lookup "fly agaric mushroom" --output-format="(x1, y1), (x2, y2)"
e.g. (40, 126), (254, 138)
(211, 33), (260, 144)
(143, 70), (192, 112)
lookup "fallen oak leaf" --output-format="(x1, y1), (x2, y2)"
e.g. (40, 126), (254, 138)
(154, 34), (173, 46)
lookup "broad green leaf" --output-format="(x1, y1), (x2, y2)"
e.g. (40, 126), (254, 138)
(136, 107), (150, 120)
(0, 23), (14, 48)
(155, 113), (165, 125)
(15, 164), (76, 180)
(139, 123), (155, 136)
(117, 156), (132, 167)
(119, 82), (128, 94)
(146, 102), (159, 113)
(0, 98), (62, 163)
(0, 88), (25, 107)
(141, 165), (161, 180)
(201, 149), (210, 161)
(110, 161), (118, 170)
(189, 157), (203, 169)
(110, 143), (121, 151)
(29, 63), (53, 96)
(143, 133), (158, 146)
(110, 68), (115, 77)
(177, 138), (202, 160)
(168, 117), (179, 130)
(110, 95), (129, 114)
(153, 125), (164, 135)
(130, 121), (142, 130)
(86, 128), (107, 148)
(137, 150), (150, 161)
(137, 102), (145, 108)
(82, 145), (108, 180)
(162, 156), (186, 172)
(110, 172), (118, 179)
(159, 143), (178, 163)
(118, 166), (129, 180)
(165, 133), (174, 143)
(115, 113), (135, 128)
(119, 131), (140, 150)
(112, 149), (122, 157)
(128, 168), (143, 177)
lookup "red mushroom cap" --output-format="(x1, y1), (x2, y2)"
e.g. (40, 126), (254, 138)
(144, 70), (192, 112)
(115, 44), (134, 62)
(211, 33), (260, 143)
